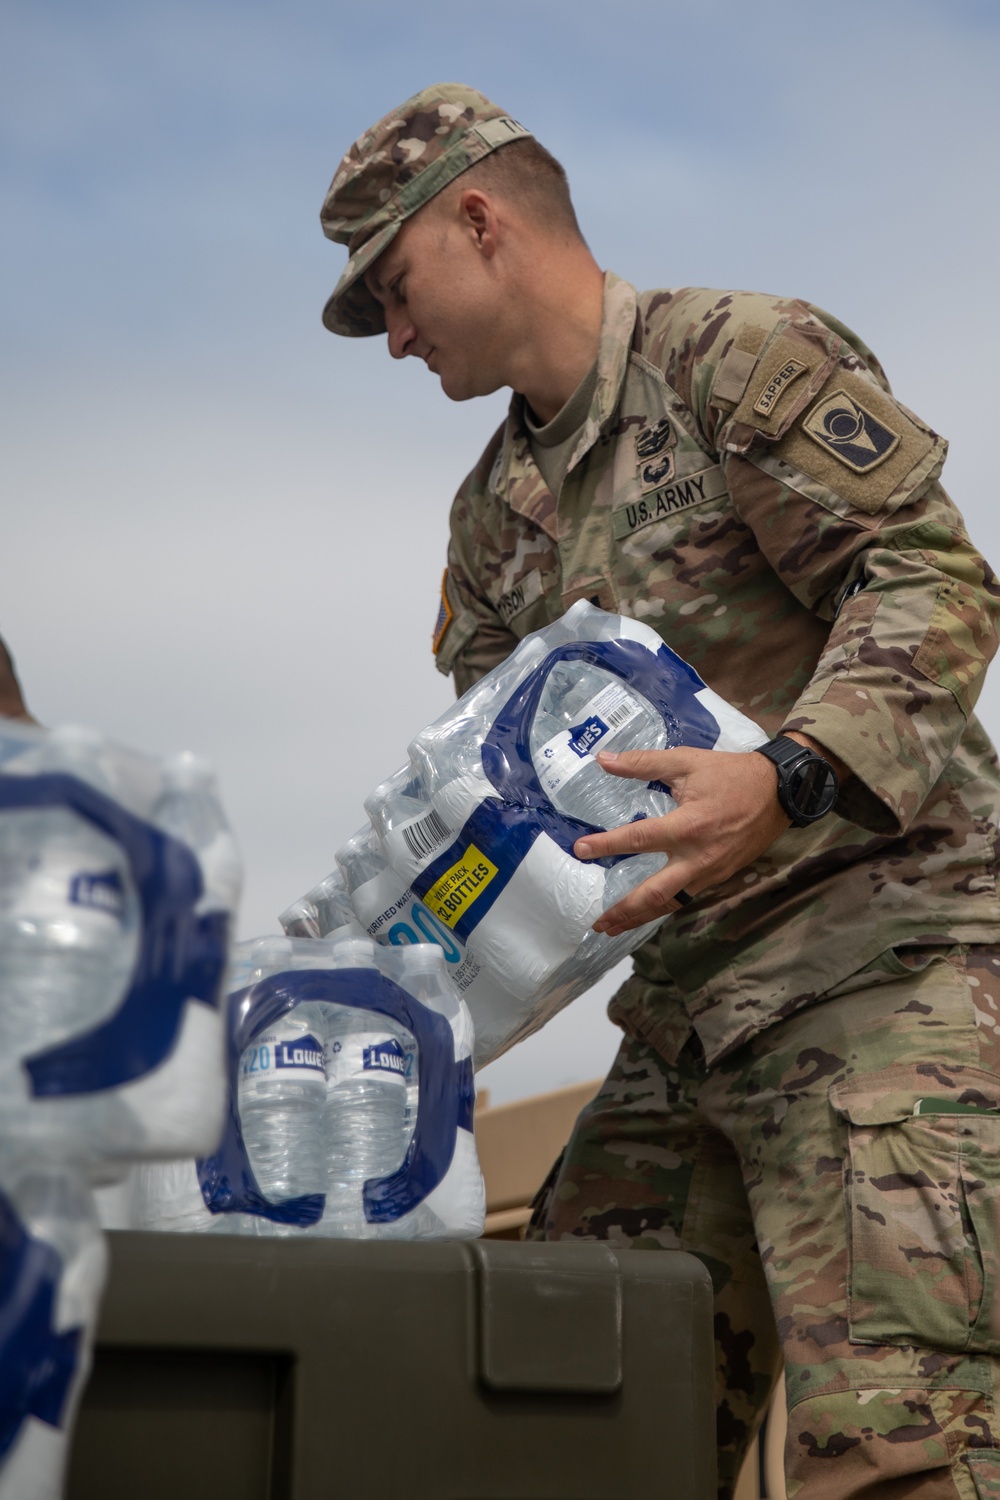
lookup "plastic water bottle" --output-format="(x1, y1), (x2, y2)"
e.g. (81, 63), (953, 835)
(320, 938), (411, 1236)
(406, 629), (535, 795)
(529, 664), (673, 912)
(365, 766), (428, 848)
(0, 728), (140, 1139)
(336, 825), (387, 896)
(529, 661), (670, 830)
(279, 871), (360, 941)
(396, 944), (439, 1135)
(132, 1157), (218, 1233)
(237, 938), (326, 1203)
(278, 895), (322, 939)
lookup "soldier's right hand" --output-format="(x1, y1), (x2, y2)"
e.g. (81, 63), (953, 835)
(573, 745), (791, 935)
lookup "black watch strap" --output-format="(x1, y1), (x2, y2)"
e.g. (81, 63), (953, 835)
(755, 735), (839, 827)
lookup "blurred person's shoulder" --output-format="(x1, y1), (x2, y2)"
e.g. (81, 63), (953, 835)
(0, 636), (32, 723)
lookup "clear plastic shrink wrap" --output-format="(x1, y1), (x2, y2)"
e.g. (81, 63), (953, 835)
(283, 602), (765, 1065)
(0, 723), (240, 1497)
(0, 722), (241, 1173)
(136, 935), (484, 1241)
(278, 868), (361, 942)
(0, 1161), (107, 1500)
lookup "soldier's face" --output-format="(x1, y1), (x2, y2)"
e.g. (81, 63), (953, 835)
(364, 200), (508, 402)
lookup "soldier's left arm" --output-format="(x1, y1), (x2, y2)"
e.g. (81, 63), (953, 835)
(711, 313), (1000, 836)
(579, 303), (1000, 931)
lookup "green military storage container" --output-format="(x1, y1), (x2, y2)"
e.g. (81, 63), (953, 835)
(67, 1233), (715, 1500)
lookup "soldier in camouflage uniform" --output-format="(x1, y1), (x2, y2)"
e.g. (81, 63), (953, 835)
(320, 85), (1000, 1499)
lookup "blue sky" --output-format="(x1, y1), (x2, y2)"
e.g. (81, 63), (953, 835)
(2, 1), (998, 1101)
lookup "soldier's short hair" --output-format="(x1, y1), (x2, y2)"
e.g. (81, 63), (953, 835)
(456, 137), (582, 239)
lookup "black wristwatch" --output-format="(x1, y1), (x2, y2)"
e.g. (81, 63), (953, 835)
(755, 736), (838, 827)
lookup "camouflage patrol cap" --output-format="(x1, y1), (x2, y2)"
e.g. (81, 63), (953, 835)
(320, 83), (533, 337)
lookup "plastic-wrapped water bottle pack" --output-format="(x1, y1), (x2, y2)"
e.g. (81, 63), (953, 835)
(282, 602), (765, 1065)
(0, 1161), (107, 1500)
(0, 720), (241, 1498)
(0, 721), (241, 1170)
(135, 934), (484, 1242)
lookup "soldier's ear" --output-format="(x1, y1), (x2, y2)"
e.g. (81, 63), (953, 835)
(457, 189), (499, 259)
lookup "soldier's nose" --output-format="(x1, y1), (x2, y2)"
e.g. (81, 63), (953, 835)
(386, 308), (418, 361)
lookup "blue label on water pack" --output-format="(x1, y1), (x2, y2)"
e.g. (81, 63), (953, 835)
(198, 969), (475, 1228)
(0, 1187), (83, 1462)
(274, 1034), (324, 1073)
(68, 867), (126, 920)
(0, 773), (231, 1098)
(362, 1037), (406, 1076)
(567, 715), (610, 758)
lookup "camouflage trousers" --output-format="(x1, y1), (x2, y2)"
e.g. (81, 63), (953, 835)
(527, 947), (1000, 1500)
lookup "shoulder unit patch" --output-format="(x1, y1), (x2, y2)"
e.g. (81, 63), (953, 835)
(802, 389), (900, 473)
(771, 367), (942, 516)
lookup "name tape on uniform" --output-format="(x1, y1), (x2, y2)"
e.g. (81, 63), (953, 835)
(496, 568), (544, 627)
(613, 465), (727, 540)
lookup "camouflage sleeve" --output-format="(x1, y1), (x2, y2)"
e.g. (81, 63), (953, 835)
(433, 426), (518, 698)
(729, 462), (997, 835)
(666, 290), (1000, 836)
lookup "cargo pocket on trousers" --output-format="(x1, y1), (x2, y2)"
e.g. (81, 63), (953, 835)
(966, 1450), (1000, 1500)
(830, 1064), (1000, 1354)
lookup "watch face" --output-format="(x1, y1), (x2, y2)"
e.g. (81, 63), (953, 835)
(788, 756), (839, 819)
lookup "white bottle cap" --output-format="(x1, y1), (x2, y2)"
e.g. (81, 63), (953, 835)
(162, 751), (215, 792)
(403, 943), (444, 975)
(252, 937), (293, 977)
(326, 936), (377, 968)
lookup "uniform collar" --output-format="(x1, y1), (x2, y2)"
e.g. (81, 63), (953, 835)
(489, 271), (638, 540)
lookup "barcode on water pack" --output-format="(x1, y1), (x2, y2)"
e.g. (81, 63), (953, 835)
(402, 808), (452, 862)
(604, 700), (634, 730)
